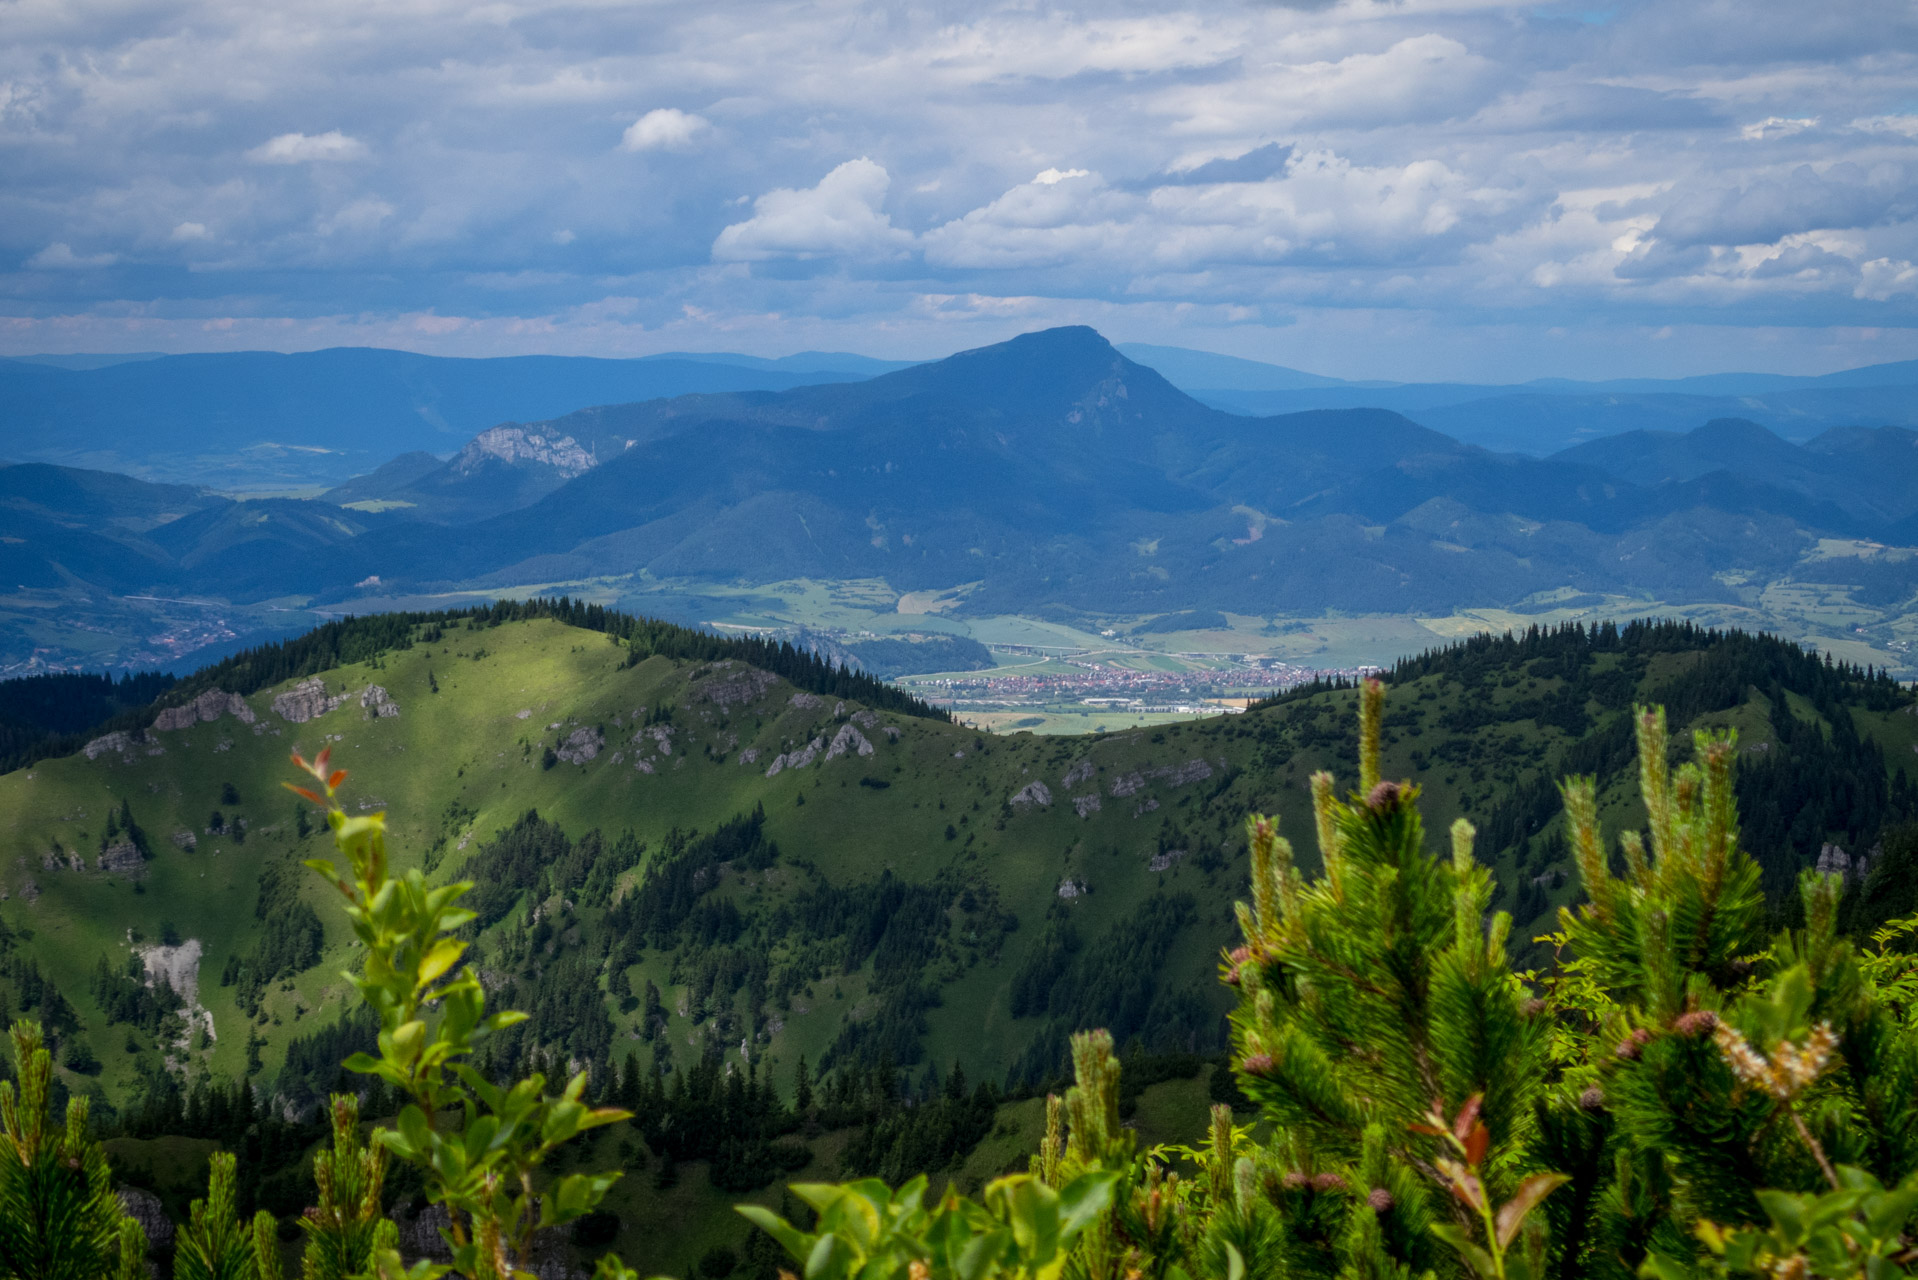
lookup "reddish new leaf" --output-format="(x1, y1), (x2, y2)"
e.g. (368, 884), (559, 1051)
(1464, 1121), (1489, 1168)
(1452, 1095), (1483, 1144)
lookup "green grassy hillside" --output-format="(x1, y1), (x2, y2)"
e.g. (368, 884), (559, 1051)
(0, 611), (1912, 1270)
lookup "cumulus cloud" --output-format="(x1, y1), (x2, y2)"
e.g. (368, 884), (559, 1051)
(246, 130), (367, 164)
(621, 109), (710, 152)
(25, 243), (116, 269)
(3, 0), (1918, 373)
(1652, 164), (1918, 247)
(713, 159), (913, 262)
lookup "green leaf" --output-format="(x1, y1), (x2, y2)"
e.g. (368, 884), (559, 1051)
(954, 1229), (1008, 1280)
(1429, 1223), (1498, 1280)
(1055, 1169), (1120, 1239)
(1495, 1173), (1570, 1249)
(1755, 1190), (1810, 1244)
(803, 1234), (849, 1280)
(737, 1206), (814, 1263)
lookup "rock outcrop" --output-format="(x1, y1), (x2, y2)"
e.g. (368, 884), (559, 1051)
(697, 664), (778, 708)
(84, 731), (137, 761)
(1009, 781), (1053, 809)
(555, 726), (604, 764)
(96, 840), (146, 877)
(153, 689), (255, 732)
(453, 426), (597, 479)
(120, 1186), (175, 1253)
(766, 736), (824, 776)
(273, 677), (349, 723)
(824, 723), (874, 761)
(360, 685), (401, 718)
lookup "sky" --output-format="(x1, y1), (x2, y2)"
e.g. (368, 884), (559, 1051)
(2, 0), (1917, 381)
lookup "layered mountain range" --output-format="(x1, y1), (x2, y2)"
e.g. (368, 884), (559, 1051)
(5, 328), (1913, 641)
(0, 347), (911, 488)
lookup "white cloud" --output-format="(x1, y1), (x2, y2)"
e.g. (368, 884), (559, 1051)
(25, 242), (116, 269)
(247, 131), (367, 164)
(713, 159), (913, 262)
(621, 108), (710, 152)
(924, 169), (1133, 269)
(3, 0), (1918, 374)
(1742, 116), (1818, 140)
(317, 198), (394, 236)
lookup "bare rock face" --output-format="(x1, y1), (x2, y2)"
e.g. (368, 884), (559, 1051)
(1157, 758), (1214, 787)
(1062, 759), (1095, 788)
(789, 692), (825, 711)
(84, 731), (136, 761)
(1108, 759), (1212, 798)
(698, 664), (778, 709)
(1148, 848), (1186, 872)
(171, 829), (198, 851)
(824, 723), (874, 761)
(738, 747), (761, 766)
(1817, 842), (1874, 884)
(1057, 878), (1087, 899)
(765, 736), (824, 777)
(120, 1186), (175, 1253)
(1072, 793), (1101, 818)
(555, 726), (604, 764)
(1009, 781), (1053, 809)
(273, 677), (348, 723)
(153, 689), (255, 732)
(97, 840), (147, 877)
(454, 426), (596, 479)
(142, 939), (202, 1006)
(360, 685), (401, 719)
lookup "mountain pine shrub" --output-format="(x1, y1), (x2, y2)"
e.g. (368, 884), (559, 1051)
(172, 1150), (282, 1280)
(0, 1020), (146, 1280)
(1222, 682), (1918, 1279)
(742, 679), (1918, 1280)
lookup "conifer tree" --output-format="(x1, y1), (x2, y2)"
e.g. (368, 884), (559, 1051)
(173, 1151), (281, 1280)
(299, 1094), (398, 1280)
(0, 1020), (145, 1280)
(1225, 679), (1555, 1278)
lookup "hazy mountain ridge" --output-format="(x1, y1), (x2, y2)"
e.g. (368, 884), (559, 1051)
(1, 327), (1916, 673)
(0, 348), (892, 488)
(305, 329), (1918, 620)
